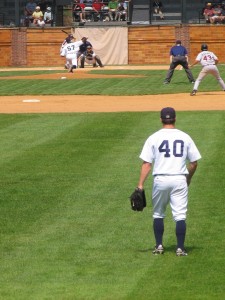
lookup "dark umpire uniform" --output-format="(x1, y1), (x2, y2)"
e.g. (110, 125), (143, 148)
(164, 40), (195, 84)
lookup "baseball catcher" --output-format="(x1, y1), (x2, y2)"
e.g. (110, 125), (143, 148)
(80, 45), (104, 68)
(129, 188), (146, 211)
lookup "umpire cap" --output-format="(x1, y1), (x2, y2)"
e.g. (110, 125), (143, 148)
(161, 107), (176, 120)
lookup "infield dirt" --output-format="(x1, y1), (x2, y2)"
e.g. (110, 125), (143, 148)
(0, 65), (224, 113)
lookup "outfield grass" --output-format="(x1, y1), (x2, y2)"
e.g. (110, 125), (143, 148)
(0, 112), (224, 299)
(1, 67), (225, 95)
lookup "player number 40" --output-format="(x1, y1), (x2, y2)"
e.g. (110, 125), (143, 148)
(158, 140), (184, 157)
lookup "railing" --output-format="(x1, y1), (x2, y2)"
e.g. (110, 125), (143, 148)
(71, 1), (131, 24)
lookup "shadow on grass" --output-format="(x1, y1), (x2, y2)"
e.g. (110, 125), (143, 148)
(137, 244), (202, 254)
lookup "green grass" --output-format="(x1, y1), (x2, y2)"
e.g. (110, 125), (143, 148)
(1, 67), (225, 95)
(0, 112), (225, 299)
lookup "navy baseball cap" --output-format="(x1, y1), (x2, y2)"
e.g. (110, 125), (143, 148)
(160, 107), (176, 119)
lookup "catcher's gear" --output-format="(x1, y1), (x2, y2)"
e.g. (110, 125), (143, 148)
(130, 188), (146, 211)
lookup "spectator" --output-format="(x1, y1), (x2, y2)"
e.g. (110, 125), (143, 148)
(24, 0), (37, 25)
(80, 45), (104, 68)
(72, 0), (85, 22)
(25, 0), (37, 17)
(210, 4), (223, 23)
(108, 0), (118, 21)
(219, 4), (225, 22)
(92, 0), (104, 21)
(32, 6), (44, 26)
(153, 1), (164, 20)
(116, 0), (127, 21)
(203, 2), (214, 23)
(43, 6), (53, 25)
(101, 3), (110, 22)
(83, 0), (94, 21)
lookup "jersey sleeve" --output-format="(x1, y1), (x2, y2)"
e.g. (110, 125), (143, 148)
(139, 137), (154, 163)
(61, 47), (66, 56)
(187, 137), (202, 162)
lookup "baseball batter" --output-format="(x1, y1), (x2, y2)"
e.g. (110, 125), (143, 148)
(60, 37), (83, 73)
(136, 107), (201, 256)
(190, 43), (225, 96)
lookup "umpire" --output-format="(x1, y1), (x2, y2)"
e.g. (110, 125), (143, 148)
(164, 40), (195, 84)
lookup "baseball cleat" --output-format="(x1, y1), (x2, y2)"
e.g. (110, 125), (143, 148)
(163, 81), (170, 84)
(152, 244), (164, 255)
(176, 248), (188, 256)
(190, 90), (197, 96)
(191, 81), (195, 83)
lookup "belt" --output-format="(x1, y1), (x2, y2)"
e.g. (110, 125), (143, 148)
(154, 174), (186, 176)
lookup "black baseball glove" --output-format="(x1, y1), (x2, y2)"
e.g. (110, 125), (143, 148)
(129, 188), (146, 211)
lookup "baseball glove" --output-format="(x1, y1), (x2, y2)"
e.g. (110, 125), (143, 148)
(129, 188), (146, 211)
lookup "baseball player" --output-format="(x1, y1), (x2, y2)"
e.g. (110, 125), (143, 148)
(77, 37), (92, 62)
(80, 45), (104, 68)
(164, 40), (195, 84)
(136, 107), (201, 256)
(60, 34), (74, 69)
(190, 43), (225, 96)
(60, 37), (83, 73)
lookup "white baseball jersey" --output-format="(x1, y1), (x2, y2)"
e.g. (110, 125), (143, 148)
(196, 50), (217, 66)
(61, 41), (83, 57)
(60, 39), (68, 54)
(140, 128), (201, 176)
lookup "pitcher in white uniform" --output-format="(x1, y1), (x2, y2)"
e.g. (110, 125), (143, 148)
(61, 37), (83, 73)
(190, 43), (225, 96)
(136, 107), (201, 256)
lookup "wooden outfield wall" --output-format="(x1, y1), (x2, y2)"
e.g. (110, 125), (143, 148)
(1, 25), (225, 67)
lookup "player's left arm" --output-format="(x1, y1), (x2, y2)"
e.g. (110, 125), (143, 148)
(137, 161), (152, 190)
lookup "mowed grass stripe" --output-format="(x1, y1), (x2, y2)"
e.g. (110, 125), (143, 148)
(0, 112), (224, 299)
(1, 67), (225, 95)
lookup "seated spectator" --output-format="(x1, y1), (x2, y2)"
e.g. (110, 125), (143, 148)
(101, 4), (110, 22)
(83, 0), (94, 21)
(72, 0), (85, 22)
(219, 4), (225, 22)
(116, 0), (128, 21)
(80, 45), (104, 68)
(32, 6), (44, 26)
(108, 0), (118, 21)
(43, 6), (53, 25)
(210, 3), (223, 23)
(92, 0), (104, 21)
(153, 1), (164, 20)
(24, 0), (37, 26)
(203, 2), (214, 23)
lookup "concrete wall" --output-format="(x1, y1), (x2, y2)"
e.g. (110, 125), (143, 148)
(1, 25), (225, 67)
